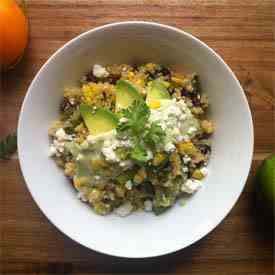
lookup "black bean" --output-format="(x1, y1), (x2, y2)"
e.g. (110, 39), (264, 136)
(85, 71), (99, 83)
(197, 144), (211, 155)
(106, 74), (120, 84)
(60, 98), (72, 112)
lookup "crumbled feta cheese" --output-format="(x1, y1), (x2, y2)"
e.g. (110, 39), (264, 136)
(119, 117), (129, 123)
(164, 142), (175, 153)
(176, 135), (184, 142)
(118, 140), (132, 148)
(182, 155), (191, 164)
(144, 200), (153, 212)
(125, 180), (133, 190)
(182, 166), (189, 173)
(94, 175), (101, 180)
(55, 128), (69, 141)
(93, 64), (109, 78)
(102, 146), (119, 162)
(49, 145), (57, 157)
(187, 126), (197, 135)
(182, 135), (190, 141)
(69, 98), (76, 105)
(52, 139), (65, 155)
(77, 188), (89, 202)
(181, 179), (202, 194)
(146, 150), (153, 160)
(114, 202), (133, 217)
(149, 99), (200, 152)
(76, 154), (84, 161)
(200, 167), (208, 176)
(119, 160), (133, 168)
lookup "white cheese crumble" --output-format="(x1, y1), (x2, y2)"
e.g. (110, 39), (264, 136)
(102, 146), (119, 162)
(164, 142), (175, 153)
(181, 179), (202, 194)
(76, 153), (84, 161)
(114, 202), (133, 217)
(182, 166), (189, 173)
(93, 64), (109, 78)
(182, 155), (191, 164)
(119, 117), (129, 123)
(125, 180), (133, 190)
(55, 128), (72, 141)
(144, 200), (153, 212)
(200, 167), (208, 176)
(149, 99), (200, 152)
(49, 145), (57, 157)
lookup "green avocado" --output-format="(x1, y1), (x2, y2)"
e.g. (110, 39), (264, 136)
(115, 80), (143, 110)
(79, 104), (118, 135)
(146, 79), (171, 103)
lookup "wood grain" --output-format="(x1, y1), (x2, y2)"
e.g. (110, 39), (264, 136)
(1, 0), (274, 274)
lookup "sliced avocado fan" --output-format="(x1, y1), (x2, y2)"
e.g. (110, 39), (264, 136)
(79, 104), (118, 135)
(115, 80), (143, 110)
(146, 79), (171, 103)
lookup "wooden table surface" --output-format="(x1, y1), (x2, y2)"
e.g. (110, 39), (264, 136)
(1, 0), (274, 274)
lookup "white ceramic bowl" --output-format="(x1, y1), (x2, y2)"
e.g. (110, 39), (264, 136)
(18, 21), (253, 258)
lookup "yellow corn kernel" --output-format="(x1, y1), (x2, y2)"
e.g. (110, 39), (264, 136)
(73, 176), (89, 190)
(177, 141), (198, 156)
(134, 168), (147, 184)
(152, 152), (166, 166)
(170, 151), (182, 177)
(171, 76), (188, 86)
(127, 72), (135, 78)
(88, 189), (102, 203)
(192, 169), (205, 180)
(64, 162), (76, 177)
(148, 99), (161, 109)
(201, 120), (214, 134)
(145, 63), (157, 73)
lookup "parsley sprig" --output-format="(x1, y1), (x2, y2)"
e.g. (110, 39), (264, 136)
(0, 133), (17, 160)
(117, 101), (166, 164)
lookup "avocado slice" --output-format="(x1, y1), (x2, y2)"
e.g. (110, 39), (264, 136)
(115, 80), (143, 110)
(146, 80), (171, 103)
(79, 104), (118, 135)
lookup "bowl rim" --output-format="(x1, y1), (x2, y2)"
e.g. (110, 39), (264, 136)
(18, 21), (254, 258)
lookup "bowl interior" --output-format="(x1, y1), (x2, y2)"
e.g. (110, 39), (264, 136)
(18, 22), (253, 258)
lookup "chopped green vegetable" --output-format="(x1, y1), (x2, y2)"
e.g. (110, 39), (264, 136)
(118, 100), (150, 135)
(152, 205), (170, 215)
(0, 133), (17, 160)
(131, 144), (148, 164)
(144, 122), (166, 147)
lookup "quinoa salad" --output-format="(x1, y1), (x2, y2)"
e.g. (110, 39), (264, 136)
(48, 63), (214, 216)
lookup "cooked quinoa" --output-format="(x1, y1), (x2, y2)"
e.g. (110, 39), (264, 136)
(48, 63), (214, 216)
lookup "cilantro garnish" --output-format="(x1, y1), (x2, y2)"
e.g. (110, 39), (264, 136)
(117, 100), (166, 165)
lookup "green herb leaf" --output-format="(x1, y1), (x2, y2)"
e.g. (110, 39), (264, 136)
(131, 144), (148, 163)
(118, 100), (150, 135)
(144, 122), (166, 147)
(0, 133), (17, 160)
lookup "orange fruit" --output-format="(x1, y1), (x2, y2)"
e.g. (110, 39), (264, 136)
(0, 0), (28, 71)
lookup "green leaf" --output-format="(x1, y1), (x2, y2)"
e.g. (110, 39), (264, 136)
(118, 100), (150, 135)
(144, 122), (166, 147)
(0, 133), (17, 160)
(130, 144), (148, 164)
